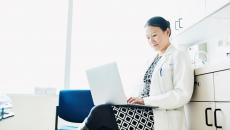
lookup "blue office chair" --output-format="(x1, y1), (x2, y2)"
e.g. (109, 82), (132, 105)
(55, 90), (94, 130)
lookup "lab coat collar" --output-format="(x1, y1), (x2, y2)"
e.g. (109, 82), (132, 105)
(151, 44), (175, 78)
(151, 44), (174, 63)
(159, 44), (174, 57)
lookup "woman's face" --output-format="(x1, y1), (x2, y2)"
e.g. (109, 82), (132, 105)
(145, 26), (170, 53)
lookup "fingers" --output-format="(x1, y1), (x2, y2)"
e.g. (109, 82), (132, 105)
(127, 97), (144, 105)
(127, 97), (135, 104)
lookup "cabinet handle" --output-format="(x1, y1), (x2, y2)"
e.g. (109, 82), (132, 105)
(175, 21), (179, 30)
(178, 18), (183, 28)
(175, 18), (183, 30)
(205, 107), (213, 126)
(194, 81), (200, 86)
(214, 109), (222, 129)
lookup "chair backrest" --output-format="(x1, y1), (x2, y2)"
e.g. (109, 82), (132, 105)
(58, 90), (94, 123)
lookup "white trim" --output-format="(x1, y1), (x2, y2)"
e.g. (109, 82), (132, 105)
(64, 0), (73, 88)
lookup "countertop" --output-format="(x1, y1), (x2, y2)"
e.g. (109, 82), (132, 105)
(195, 60), (230, 75)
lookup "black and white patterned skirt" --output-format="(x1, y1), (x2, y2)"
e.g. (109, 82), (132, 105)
(111, 105), (154, 130)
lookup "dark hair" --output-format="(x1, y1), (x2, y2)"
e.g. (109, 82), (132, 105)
(145, 16), (171, 35)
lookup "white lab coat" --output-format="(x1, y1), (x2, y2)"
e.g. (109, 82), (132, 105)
(141, 44), (194, 130)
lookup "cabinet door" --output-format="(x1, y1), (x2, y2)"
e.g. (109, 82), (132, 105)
(185, 102), (216, 130)
(214, 70), (230, 101)
(205, 0), (230, 16)
(191, 73), (215, 101)
(215, 103), (230, 130)
(171, 0), (205, 36)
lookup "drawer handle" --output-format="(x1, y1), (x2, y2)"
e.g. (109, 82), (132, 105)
(194, 81), (200, 86)
(205, 107), (213, 126)
(214, 109), (222, 129)
(174, 18), (183, 30)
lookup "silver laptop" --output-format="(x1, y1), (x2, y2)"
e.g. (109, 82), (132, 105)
(86, 62), (158, 108)
(86, 62), (127, 105)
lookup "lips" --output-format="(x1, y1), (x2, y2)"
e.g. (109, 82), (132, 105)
(152, 44), (158, 46)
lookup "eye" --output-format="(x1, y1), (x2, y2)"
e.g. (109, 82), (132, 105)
(151, 34), (157, 37)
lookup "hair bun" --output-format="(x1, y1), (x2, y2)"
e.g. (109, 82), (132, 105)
(145, 16), (171, 30)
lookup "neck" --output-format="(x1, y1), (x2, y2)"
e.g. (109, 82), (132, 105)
(158, 43), (170, 55)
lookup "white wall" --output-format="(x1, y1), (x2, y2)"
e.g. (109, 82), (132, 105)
(206, 34), (230, 65)
(189, 33), (230, 68)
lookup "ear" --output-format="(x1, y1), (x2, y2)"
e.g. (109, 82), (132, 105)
(166, 28), (171, 37)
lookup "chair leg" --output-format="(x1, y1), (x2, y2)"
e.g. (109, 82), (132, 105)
(55, 106), (59, 130)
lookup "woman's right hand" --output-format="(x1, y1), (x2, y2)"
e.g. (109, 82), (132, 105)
(127, 97), (145, 105)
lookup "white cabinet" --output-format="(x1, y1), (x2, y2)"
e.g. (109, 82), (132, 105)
(186, 102), (216, 130)
(171, 1), (230, 47)
(187, 68), (230, 130)
(215, 103), (230, 130)
(212, 69), (230, 130)
(171, 0), (205, 37)
(171, 0), (230, 36)
(214, 70), (230, 101)
(205, 0), (230, 16)
(191, 73), (215, 101)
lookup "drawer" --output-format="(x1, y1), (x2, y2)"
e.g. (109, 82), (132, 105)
(185, 102), (216, 130)
(214, 69), (230, 101)
(191, 73), (215, 101)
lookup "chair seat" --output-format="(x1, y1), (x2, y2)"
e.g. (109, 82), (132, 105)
(55, 90), (94, 130)
(59, 125), (78, 130)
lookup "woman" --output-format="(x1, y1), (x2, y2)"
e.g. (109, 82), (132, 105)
(80, 16), (194, 130)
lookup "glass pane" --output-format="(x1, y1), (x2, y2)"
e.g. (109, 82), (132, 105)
(0, 0), (68, 93)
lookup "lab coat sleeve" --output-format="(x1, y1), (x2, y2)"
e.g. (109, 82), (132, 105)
(143, 51), (194, 109)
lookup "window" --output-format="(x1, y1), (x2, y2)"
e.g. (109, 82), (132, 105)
(0, 0), (178, 95)
(0, 0), (68, 93)
(70, 0), (175, 96)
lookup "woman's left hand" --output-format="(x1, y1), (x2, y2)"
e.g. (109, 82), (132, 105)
(127, 97), (145, 105)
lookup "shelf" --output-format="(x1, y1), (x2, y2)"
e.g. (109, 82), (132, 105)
(172, 2), (230, 47)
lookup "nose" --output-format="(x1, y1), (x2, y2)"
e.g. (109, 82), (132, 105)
(149, 37), (155, 43)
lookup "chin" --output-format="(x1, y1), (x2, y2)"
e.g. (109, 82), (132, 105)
(152, 46), (159, 50)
